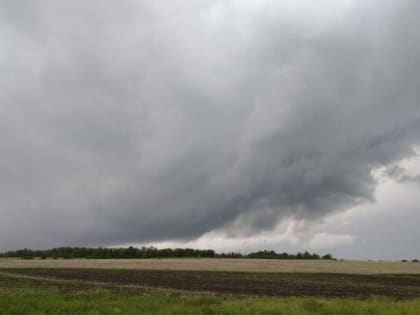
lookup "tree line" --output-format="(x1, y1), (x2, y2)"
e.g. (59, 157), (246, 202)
(0, 246), (335, 260)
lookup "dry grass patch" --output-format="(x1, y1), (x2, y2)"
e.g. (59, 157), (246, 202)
(2, 258), (420, 274)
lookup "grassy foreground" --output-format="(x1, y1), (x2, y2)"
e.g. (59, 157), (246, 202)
(1, 287), (420, 315)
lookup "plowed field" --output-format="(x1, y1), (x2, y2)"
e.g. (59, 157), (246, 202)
(4, 268), (420, 299)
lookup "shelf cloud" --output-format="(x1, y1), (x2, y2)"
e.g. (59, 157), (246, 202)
(0, 0), (419, 251)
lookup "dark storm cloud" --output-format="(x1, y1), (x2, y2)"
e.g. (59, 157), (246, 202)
(0, 0), (420, 250)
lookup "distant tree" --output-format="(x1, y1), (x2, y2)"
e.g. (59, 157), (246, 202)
(322, 254), (333, 260)
(0, 247), (332, 260)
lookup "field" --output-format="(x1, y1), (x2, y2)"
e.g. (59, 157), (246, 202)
(2, 258), (420, 274)
(1, 258), (420, 314)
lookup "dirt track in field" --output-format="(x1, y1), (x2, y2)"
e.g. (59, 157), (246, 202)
(5, 268), (420, 299)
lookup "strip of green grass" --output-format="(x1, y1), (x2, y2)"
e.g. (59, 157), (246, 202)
(1, 285), (420, 315)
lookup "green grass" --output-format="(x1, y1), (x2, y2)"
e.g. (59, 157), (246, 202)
(1, 285), (420, 315)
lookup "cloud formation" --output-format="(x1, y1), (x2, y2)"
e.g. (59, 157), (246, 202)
(308, 232), (356, 251)
(0, 0), (419, 250)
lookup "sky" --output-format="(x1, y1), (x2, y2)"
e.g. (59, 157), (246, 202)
(0, 0), (419, 260)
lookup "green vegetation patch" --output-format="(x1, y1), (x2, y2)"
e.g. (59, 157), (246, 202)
(1, 288), (420, 315)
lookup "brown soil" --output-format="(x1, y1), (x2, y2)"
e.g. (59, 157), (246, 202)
(5, 268), (420, 299)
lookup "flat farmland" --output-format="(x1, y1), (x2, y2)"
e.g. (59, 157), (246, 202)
(2, 258), (420, 274)
(2, 258), (420, 299)
(2, 259), (420, 314)
(1, 271), (420, 315)
(3, 268), (420, 299)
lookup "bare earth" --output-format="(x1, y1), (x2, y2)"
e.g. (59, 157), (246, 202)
(1, 258), (420, 274)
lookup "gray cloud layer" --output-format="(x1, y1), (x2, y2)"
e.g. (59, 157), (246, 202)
(1, 0), (419, 250)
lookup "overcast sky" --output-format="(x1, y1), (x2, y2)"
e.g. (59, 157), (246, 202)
(1, 0), (419, 259)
